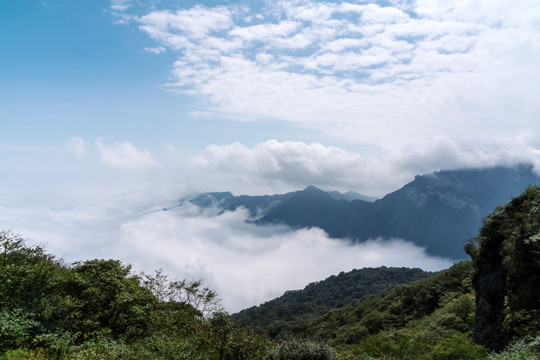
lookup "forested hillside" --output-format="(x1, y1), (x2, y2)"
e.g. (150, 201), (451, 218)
(231, 187), (540, 359)
(233, 267), (434, 336)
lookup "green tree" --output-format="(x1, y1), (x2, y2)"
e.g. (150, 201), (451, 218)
(141, 269), (222, 317)
(63, 259), (156, 340)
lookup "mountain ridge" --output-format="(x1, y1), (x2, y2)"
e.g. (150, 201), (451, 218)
(232, 266), (435, 336)
(179, 164), (540, 259)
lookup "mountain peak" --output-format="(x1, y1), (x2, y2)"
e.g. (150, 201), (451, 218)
(176, 164), (540, 259)
(303, 185), (324, 193)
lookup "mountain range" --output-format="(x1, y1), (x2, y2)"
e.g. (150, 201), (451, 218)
(180, 164), (540, 259)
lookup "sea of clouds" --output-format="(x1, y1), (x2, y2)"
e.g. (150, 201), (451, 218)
(4, 135), (540, 310)
(1, 192), (453, 312)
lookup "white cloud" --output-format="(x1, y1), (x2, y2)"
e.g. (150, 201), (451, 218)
(124, 0), (540, 148)
(229, 21), (300, 43)
(119, 206), (453, 312)
(4, 199), (452, 313)
(110, 0), (132, 12)
(194, 140), (381, 192)
(9, 135), (540, 209)
(137, 6), (234, 45)
(64, 136), (86, 157)
(187, 136), (540, 196)
(95, 138), (158, 170)
(143, 46), (165, 54)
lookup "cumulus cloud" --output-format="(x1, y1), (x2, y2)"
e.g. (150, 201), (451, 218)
(64, 136), (87, 157)
(95, 138), (158, 170)
(143, 46), (165, 54)
(192, 140), (387, 193)
(186, 136), (540, 196)
(120, 0), (540, 147)
(137, 6), (234, 45)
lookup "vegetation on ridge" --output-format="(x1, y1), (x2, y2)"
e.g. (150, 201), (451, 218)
(233, 267), (434, 338)
(0, 229), (269, 359)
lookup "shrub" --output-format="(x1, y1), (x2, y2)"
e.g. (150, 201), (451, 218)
(0, 349), (49, 360)
(488, 335), (540, 360)
(428, 332), (488, 360)
(265, 338), (336, 360)
(0, 309), (39, 351)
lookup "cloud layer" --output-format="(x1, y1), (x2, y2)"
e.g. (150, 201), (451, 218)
(120, 0), (540, 146)
(120, 205), (453, 312)
(7, 134), (540, 311)
(95, 138), (158, 170)
(60, 135), (540, 197)
(192, 136), (540, 196)
(2, 199), (453, 313)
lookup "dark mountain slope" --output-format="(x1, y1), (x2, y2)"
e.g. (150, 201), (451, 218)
(257, 164), (540, 258)
(232, 267), (434, 337)
(181, 164), (540, 259)
(345, 185), (481, 258)
(255, 186), (371, 238)
(355, 164), (540, 257)
(185, 191), (293, 218)
(327, 190), (378, 202)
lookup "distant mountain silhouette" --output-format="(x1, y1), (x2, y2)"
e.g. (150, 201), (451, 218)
(185, 191), (293, 218)
(181, 164), (540, 259)
(326, 190), (378, 202)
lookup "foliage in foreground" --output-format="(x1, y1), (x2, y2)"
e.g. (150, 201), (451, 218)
(0, 230), (269, 359)
(264, 338), (337, 360)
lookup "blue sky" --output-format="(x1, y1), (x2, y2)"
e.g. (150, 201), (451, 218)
(2, 1), (198, 147)
(2, 0), (540, 310)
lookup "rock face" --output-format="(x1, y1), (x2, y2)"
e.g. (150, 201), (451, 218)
(470, 225), (508, 351)
(469, 186), (540, 350)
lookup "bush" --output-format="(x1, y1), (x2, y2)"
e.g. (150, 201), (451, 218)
(0, 349), (49, 360)
(0, 309), (39, 351)
(347, 334), (428, 360)
(488, 335), (540, 360)
(265, 338), (336, 360)
(428, 332), (488, 360)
